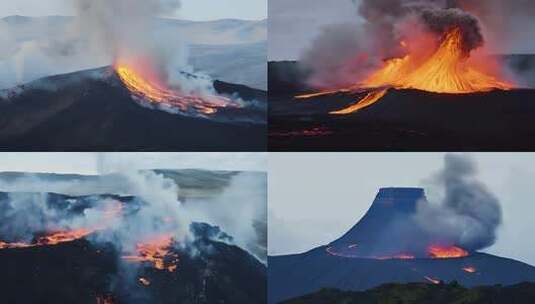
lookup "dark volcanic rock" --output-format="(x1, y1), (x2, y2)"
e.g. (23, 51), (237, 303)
(268, 188), (535, 304)
(268, 58), (535, 151)
(0, 223), (266, 304)
(0, 67), (266, 151)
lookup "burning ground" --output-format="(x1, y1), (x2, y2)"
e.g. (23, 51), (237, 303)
(0, 169), (267, 304)
(268, 155), (535, 303)
(269, 0), (535, 151)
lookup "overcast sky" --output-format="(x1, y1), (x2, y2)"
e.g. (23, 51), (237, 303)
(0, 0), (267, 21)
(269, 153), (535, 267)
(0, 153), (267, 174)
(269, 0), (359, 60)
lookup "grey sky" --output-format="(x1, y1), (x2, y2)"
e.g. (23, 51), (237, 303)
(0, 153), (267, 174)
(0, 0), (267, 21)
(269, 153), (535, 267)
(269, 0), (359, 60)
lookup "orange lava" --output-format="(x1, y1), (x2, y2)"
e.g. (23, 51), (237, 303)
(427, 245), (469, 259)
(122, 235), (179, 272)
(463, 266), (477, 273)
(362, 28), (512, 93)
(114, 62), (235, 115)
(297, 27), (513, 115)
(0, 202), (123, 250)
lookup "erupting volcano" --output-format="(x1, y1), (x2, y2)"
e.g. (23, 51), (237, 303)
(114, 60), (237, 116)
(268, 187), (535, 304)
(297, 27), (513, 115)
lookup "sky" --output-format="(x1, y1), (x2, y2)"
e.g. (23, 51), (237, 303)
(0, 153), (267, 174)
(0, 0), (267, 21)
(269, 0), (359, 60)
(269, 153), (535, 267)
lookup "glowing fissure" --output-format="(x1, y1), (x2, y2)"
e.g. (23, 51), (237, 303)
(463, 266), (477, 273)
(122, 235), (179, 272)
(427, 245), (469, 259)
(297, 27), (513, 115)
(0, 202), (123, 250)
(115, 63), (235, 115)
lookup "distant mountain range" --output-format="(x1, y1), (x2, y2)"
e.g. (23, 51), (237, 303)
(0, 16), (267, 90)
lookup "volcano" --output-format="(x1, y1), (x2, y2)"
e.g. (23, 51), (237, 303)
(0, 67), (266, 151)
(0, 191), (266, 304)
(268, 188), (535, 304)
(269, 56), (535, 151)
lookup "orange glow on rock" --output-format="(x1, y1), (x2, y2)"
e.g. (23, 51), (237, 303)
(122, 235), (179, 272)
(428, 245), (469, 259)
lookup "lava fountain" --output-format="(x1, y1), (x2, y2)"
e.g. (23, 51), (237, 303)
(297, 27), (514, 115)
(114, 59), (237, 116)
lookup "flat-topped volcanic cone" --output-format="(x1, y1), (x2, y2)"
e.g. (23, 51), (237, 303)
(268, 58), (535, 151)
(268, 188), (535, 304)
(0, 67), (266, 151)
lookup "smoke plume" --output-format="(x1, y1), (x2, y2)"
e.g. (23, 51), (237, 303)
(417, 154), (502, 251)
(301, 0), (503, 88)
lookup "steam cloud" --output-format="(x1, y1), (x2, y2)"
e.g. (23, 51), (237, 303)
(0, 169), (267, 263)
(301, 0), (514, 88)
(417, 154), (502, 251)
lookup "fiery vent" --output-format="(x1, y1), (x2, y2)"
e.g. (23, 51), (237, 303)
(115, 62), (236, 115)
(297, 27), (513, 115)
(428, 245), (469, 259)
(122, 235), (179, 272)
(362, 28), (512, 94)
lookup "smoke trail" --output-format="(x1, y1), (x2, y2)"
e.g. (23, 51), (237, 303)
(417, 154), (502, 251)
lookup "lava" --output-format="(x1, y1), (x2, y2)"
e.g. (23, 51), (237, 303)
(0, 202), (123, 250)
(114, 62), (235, 115)
(428, 245), (469, 259)
(297, 27), (513, 115)
(122, 235), (179, 272)
(463, 266), (477, 273)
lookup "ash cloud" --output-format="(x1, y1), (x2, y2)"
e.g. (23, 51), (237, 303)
(301, 0), (488, 87)
(417, 154), (502, 251)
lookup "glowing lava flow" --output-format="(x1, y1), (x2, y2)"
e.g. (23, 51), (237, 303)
(297, 27), (513, 115)
(427, 245), (469, 259)
(115, 63), (235, 115)
(362, 28), (512, 93)
(0, 203), (123, 250)
(122, 235), (179, 272)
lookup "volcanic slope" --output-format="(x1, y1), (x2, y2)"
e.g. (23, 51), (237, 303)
(0, 67), (266, 151)
(268, 58), (535, 151)
(0, 192), (266, 304)
(268, 188), (535, 304)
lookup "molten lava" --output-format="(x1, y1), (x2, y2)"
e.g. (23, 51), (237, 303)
(362, 28), (512, 93)
(297, 27), (513, 115)
(428, 245), (469, 259)
(115, 63), (235, 115)
(0, 202), (123, 250)
(122, 235), (179, 272)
